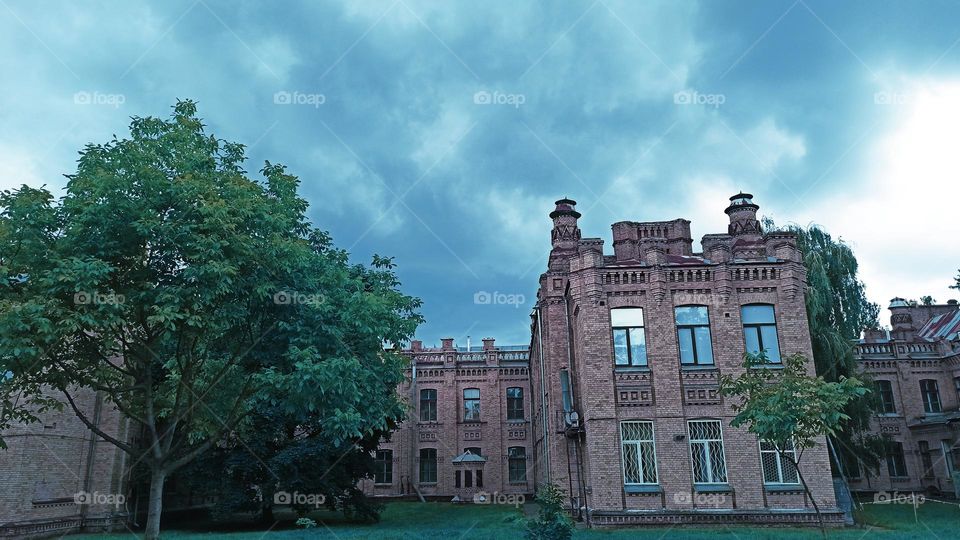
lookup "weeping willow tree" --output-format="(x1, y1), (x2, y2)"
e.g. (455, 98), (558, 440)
(951, 270), (960, 290)
(763, 219), (884, 474)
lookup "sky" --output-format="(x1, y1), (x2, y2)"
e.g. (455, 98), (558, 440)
(1, 0), (959, 346)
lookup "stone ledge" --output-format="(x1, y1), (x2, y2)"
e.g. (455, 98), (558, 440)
(589, 509), (846, 527)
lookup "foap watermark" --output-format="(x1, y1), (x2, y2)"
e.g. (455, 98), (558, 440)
(74, 490), (125, 508)
(473, 290), (525, 308)
(472, 490), (525, 507)
(273, 290), (325, 306)
(874, 491), (925, 505)
(673, 491), (729, 505)
(274, 490), (326, 508)
(73, 91), (125, 108)
(873, 91), (910, 106)
(274, 91), (326, 108)
(673, 90), (725, 108)
(473, 90), (525, 109)
(74, 291), (125, 305)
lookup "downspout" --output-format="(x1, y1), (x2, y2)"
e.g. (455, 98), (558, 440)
(409, 362), (425, 502)
(564, 294), (590, 527)
(536, 307), (550, 484)
(80, 392), (104, 528)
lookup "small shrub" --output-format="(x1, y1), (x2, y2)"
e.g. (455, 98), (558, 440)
(295, 517), (317, 529)
(524, 483), (573, 540)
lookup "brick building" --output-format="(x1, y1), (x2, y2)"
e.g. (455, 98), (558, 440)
(850, 299), (960, 495)
(359, 339), (534, 500)
(0, 387), (130, 537)
(528, 194), (842, 525)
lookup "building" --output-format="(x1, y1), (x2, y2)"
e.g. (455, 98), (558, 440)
(528, 194), (842, 525)
(359, 339), (534, 501)
(851, 299), (960, 495)
(0, 387), (130, 538)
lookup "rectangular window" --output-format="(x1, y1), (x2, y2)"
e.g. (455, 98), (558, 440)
(688, 420), (728, 484)
(477, 469), (483, 488)
(419, 448), (437, 483)
(619, 421), (658, 485)
(886, 442), (908, 478)
(508, 446), (527, 483)
(759, 440), (799, 484)
(559, 370), (573, 412)
(419, 388), (437, 422)
(464, 470), (473, 488)
(943, 440), (957, 476)
(374, 449), (393, 484)
(611, 308), (648, 366)
(920, 379), (942, 413)
(875, 380), (896, 414)
(955, 377), (960, 403)
(675, 306), (714, 365)
(919, 441), (934, 478)
(506, 387), (524, 420)
(741, 304), (782, 362)
(463, 388), (480, 421)
(455, 469), (461, 488)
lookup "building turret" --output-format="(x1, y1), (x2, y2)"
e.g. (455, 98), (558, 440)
(550, 198), (582, 250)
(725, 192), (762, 237)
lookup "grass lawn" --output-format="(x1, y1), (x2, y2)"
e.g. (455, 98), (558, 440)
(72, 499), (959, 539)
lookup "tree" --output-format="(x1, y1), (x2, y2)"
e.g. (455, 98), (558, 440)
(720, 352), (866, 537)
(951, 270), (960, 291)
(524, 483), (573, 540)
(762, 220), (883, 472)
(920, 296), (936, 306)
(0, 101), (422, 539)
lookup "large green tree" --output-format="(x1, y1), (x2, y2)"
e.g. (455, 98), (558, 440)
(0, 101), (422, 539)
(763, 220), (883, 472)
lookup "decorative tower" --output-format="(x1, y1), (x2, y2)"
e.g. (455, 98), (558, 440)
(725, 192), (762, 237)
(548, 198), (581, 268)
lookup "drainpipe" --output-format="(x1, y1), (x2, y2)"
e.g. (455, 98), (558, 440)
(409, 362), (425, 502)
(536, 307), (550, 484)
(80, 392), (104, 529)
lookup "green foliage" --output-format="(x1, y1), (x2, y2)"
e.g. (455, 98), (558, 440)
(0, 100), (422, 532)
(525, 483), (574, 540)
(951, 270), (960, 291)
(920, 296), (936, 306)
(720, 352), (867, 450)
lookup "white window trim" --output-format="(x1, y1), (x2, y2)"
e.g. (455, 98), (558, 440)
(759, 440), (800, 485)
(687, 419), (729, 485)
(619, 421), (659, 485)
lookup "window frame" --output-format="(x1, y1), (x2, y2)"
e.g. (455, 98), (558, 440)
(875, 380), (897, 415)
(675, 305), (715, 366)
(740, 304), (782, 363)
(885, 441), (908, 478)
(418, 448), (438, 484)
(374, 449), (393, 485)
(506, 387), (524, 421)
(920, 379), (942, 414)
(758, 440), (800, 485)
(611, 308), (648, 367)
(419, 388), (438, 422)
(463, 388), (481, 421)
(508, 446), (527, 483)
(687, 419), (729, 485)
(619, 420), (659, 486)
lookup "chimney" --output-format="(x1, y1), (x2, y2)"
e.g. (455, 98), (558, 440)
(411, 340), (423, 352)
(441, 338), (455, 350)
(482, 337), (496, 351)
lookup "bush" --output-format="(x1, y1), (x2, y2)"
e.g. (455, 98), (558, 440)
(524, 483), (573, 540)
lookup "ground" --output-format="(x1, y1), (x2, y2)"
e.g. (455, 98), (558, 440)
(72, 499), (959, 539)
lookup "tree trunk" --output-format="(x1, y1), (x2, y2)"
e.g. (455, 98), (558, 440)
(794, 460), (826, 539)
(145, 469), (167, 540)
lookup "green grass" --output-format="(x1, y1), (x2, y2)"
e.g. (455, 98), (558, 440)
(72, 499), (959, 539)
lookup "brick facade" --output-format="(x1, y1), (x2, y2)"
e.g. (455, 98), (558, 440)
(528, 194), (842, 526)
(850, 299), (960, 495)
(360, 339), (534, 501)
(0, 387), (130, 538)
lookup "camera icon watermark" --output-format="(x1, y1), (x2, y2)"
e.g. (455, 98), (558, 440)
(473, 90), (525, 109)
(274, 490), (326, 508)
(274, 91), (326, 108)
(74, 291), (125, 305)
(74, 490), (125, 508)
(473, 291), (525, 308)
(273, 290), (325, 307)
(472, 490), (525, 507)
(673, 90), (725, 108)
(873, 91), (909, 106)
(73, 91), (125, 108)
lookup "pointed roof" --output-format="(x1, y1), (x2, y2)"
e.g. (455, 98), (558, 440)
(451, 450), (486, 463)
